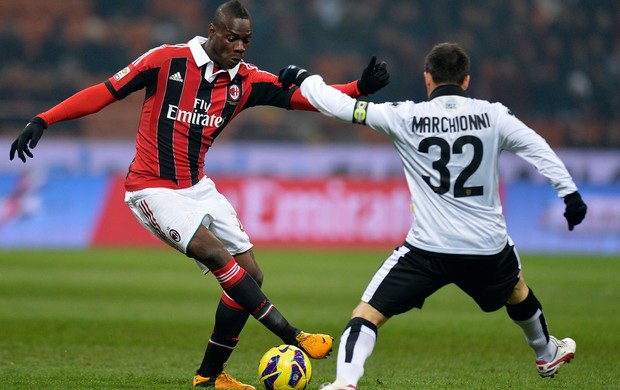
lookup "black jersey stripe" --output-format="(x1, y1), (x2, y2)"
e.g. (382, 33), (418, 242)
(157, 58), (187, 182)
(210, 74), (243, 141)
(188, 67), (212, 185)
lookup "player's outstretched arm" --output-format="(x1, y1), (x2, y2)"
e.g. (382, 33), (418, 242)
(9, 83), (117, 163)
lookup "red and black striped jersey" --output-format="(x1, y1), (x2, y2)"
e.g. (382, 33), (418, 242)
(105, 36), (331, 191)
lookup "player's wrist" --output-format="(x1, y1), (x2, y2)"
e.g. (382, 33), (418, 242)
(294, 68), (310, 86)
(563, 191), (581, 205)
(30, 116), (48, 129)
(278, 65), (311, 89)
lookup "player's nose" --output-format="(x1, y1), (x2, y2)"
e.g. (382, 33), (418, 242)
(233, 40), (247, 53)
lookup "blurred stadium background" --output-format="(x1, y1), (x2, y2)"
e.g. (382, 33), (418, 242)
(0, 0), (618, 253)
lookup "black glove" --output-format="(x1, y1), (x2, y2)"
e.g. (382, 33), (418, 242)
(278, 65), (311, 90)
(563, 191), (587, 231)
(357, 56), (390, 95)
(9, 116), (47, 163)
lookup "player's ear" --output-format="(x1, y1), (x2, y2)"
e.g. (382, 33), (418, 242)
(208, 23), (216, 37)
(462, 75), (471, 91)
(424, 72), (434, 96)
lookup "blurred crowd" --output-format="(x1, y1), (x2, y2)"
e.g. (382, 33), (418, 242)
(0, 0), (618, 148)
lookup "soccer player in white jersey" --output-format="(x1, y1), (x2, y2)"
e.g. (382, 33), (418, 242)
(278, 42), (587, 389)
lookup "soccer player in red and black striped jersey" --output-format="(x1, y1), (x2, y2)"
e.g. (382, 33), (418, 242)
(9, 1), (390, 388)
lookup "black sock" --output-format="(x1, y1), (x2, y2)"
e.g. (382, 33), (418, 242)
(197, 296), (250, 377)
(506, 287), (549, 342)
(506, 288), (551, 359)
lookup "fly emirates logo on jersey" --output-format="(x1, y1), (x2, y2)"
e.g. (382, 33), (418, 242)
(166, 99), (224, 128)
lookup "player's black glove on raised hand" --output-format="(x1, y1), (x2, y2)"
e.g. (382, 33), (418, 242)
(278, 65), (311, 90)
(563, 191), (587, 231)
(357, 56), (390, 95)
(9, 116), (47, 163)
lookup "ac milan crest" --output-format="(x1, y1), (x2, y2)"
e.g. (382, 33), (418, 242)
(227, 83), (241, 104)
(168, 229), (181, 242)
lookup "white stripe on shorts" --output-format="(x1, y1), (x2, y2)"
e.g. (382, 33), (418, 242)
(361, 244), (410, 303)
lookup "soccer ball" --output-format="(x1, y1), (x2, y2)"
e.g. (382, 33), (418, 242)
(257, 344), (312, 390)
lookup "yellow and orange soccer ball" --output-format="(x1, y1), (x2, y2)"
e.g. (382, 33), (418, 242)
(257, 345), (312, 390)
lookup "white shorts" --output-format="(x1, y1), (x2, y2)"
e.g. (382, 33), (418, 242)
(125, 177), (253, 264)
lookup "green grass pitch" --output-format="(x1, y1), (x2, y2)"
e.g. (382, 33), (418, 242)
(1, 248), (619, 389)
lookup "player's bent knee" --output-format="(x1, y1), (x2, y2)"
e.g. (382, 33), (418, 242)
(249, 269), (264, 286)
(352, 302), (388, 328)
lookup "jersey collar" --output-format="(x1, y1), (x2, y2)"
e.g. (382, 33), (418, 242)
(188, 35), (240, 83)
(429, 84), (468, 100)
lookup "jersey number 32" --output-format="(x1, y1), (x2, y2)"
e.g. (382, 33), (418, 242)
(419, 135), (483, 198)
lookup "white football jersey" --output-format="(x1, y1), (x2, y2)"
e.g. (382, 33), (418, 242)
(301, 75), (578, 255)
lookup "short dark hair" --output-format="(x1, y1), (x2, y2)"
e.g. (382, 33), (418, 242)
(213, 1), (251, 26)
(424, 43), (470, 85)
